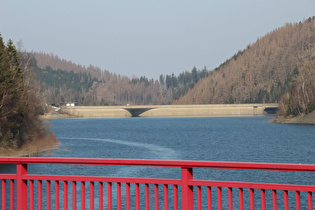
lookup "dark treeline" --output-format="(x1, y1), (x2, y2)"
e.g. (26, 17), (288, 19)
(159, 66), (209, 100)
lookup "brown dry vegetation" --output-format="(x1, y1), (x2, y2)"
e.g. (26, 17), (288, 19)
(276, 57), (315, 118)
(0, 133), (59, 156)
(174, 18), (315, 105)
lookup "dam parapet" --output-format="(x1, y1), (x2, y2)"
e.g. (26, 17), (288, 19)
(62, 104), (278, 118)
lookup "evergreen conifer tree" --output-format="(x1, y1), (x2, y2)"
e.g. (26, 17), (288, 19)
(0, 36), (25, 147)
(0, 35), (53, 149)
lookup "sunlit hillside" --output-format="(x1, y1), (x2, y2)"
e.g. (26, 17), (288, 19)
(174, 17), (315, 105)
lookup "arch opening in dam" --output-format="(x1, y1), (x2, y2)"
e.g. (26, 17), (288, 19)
(263, 107), (278, 114)
(123, 108), (155, 117)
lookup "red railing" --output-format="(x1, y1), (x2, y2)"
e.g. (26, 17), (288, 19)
(0, 157), (315, 210)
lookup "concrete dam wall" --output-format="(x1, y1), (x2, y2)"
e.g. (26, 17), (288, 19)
(62, 104), (278, 118)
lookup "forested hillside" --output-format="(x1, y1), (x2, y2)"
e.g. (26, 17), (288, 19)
(32, 52), (209, 106)
(174, 17), (315, 105)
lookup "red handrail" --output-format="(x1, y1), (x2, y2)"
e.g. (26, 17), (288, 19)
(1, 157), (315, 172)
(0, 157), (315, 210)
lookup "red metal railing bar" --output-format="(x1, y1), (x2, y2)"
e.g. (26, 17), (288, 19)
(308, 192), (313, 210)
(55, 181), (59, 210)
(228, 187), (232, 210)
(174, 185), (178, 210)
(164, 184), (168, 210)
(207, 186), (211, 210)
(81, 181), (85, 210)
(145, 183), (149, 210)
(296, 191), (300, 210)
(117, 182), (121, 210)
(0, 174), (16, 179)
(261, 189), (265, 210)
(90, 182), (94, 210)
(154, 184), (159, 210)
(239, 188), (243, 210)
(272, 189), (277, 210)
(284, 190), (288, 210)
(30, 180), (34, 210)
(135, 183), (140, 210)
(3, 157), (315, 172)
(99, 182), (103, 210)
(47, 180), (51, 210)
(126, 183), (131, 210)
(24, 174), (181, 186)
(189, 180), (315, 192)
(181, 167), (193, 210)
(250, 188), (254, 210)
(10, 179), (13, 210)
(2, 179), (6, 210)
(38, 180), (42, 210)
(197, 186), (201, 210)
(72, 181), (76, 210)
(16, 163), (27, 210)
(107, 182), (112, 210)
(217, 187), (222, 210)
(64, 181), (68, 210)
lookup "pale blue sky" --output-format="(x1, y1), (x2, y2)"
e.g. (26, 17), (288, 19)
(1, 1), (314, 79)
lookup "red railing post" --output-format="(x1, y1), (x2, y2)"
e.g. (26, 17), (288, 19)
(16, 163), (27, 210)
(2, 179), (6, 210)
(181, 167), (193, 210)
(10, 179), (14, 210)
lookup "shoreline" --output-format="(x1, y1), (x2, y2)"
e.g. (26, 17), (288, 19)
(271, 111), (315, 125)
(0, 143), (60, 157)
(0, 133), (60, 157)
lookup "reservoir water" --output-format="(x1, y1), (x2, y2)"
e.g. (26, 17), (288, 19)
(1, 117), (315, 209)
(48, 117), (314, 164)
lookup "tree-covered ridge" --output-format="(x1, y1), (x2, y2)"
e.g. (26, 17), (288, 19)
(32, 52), (210, 105)
(174, 17), (315, 105)
(0, 34), (58, 150)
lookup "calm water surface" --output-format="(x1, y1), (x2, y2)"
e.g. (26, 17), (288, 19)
(49, 117), (314, 163)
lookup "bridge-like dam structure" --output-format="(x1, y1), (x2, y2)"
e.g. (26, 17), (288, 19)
(63, 103), (278, 118)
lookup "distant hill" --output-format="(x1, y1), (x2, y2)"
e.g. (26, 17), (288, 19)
(30, 53), (209, 106)
(174, 17), (315, 105)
